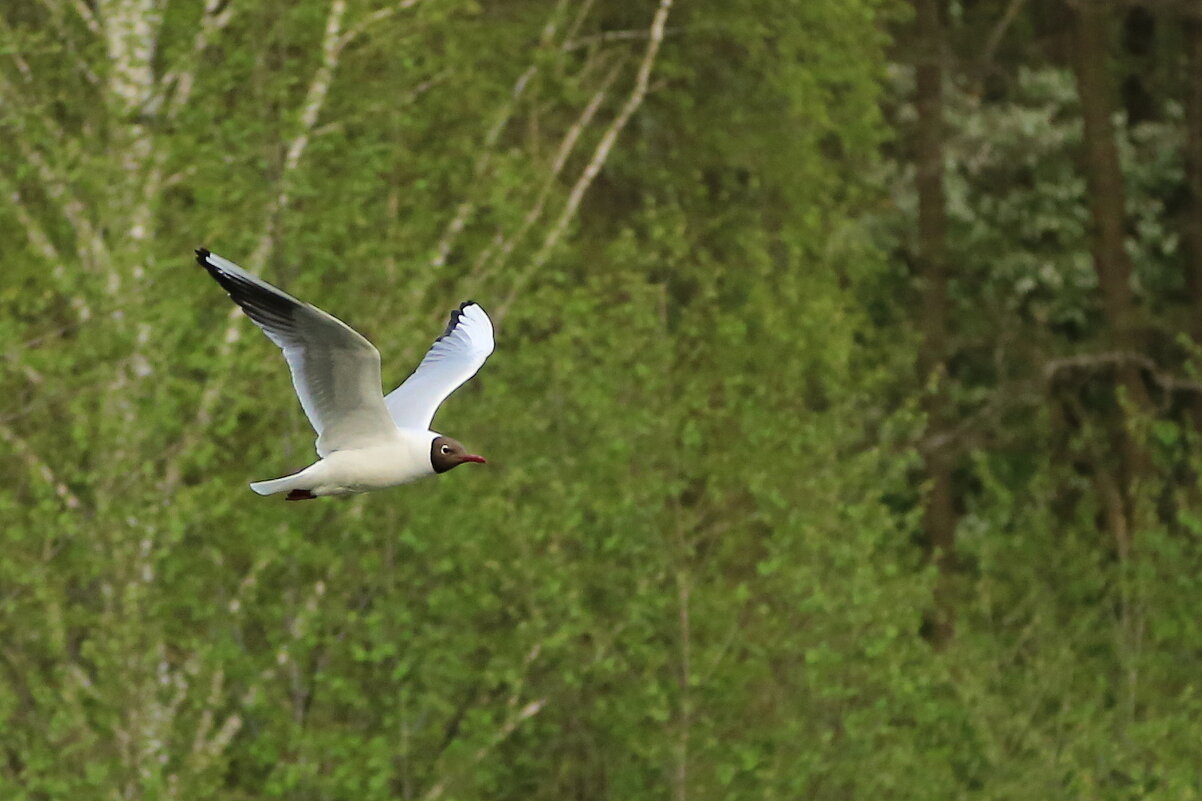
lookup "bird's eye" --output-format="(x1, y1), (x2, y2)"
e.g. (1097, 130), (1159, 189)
(440, 444), (451, 454)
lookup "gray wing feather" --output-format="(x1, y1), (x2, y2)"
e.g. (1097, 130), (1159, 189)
(197, 248), (397, 457)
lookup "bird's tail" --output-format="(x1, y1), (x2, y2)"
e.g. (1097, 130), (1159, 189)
(249, 473), (305, 496)
(251, 462), (323, 499)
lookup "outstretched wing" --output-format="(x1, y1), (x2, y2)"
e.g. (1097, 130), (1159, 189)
(197, 248), (397, 457)
(385, 302), (494, 431)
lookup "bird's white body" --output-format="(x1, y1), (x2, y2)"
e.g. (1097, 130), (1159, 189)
(249, 429), (438, 497)
(196, 248), (494, 499)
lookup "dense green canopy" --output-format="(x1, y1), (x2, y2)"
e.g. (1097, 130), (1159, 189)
(2, 0), (1201, 798)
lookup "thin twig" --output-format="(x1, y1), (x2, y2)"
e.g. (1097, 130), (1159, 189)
(563, 26), (682, 51)
(979, 0), (1029, 74)
(562, 0), (597, 49)
(3, 184), (62, 264)
(336, 0), (423, 50)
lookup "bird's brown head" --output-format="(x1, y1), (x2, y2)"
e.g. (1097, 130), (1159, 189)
(430, 436), (487, 474)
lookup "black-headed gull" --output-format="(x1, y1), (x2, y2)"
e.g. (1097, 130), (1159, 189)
(196, 248), (493, 500)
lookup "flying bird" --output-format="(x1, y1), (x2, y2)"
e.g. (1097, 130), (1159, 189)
(196, 248), (493, 500)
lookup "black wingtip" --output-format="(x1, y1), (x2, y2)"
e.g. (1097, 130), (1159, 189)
(434, 301), (484, 341)
(195, 247), (212, 265)
(435, 302), (466, 341)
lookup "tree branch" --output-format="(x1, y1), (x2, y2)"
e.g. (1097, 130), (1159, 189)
(979, 0), (1029, 73)
(1069, 0), (1202, 19)
(430, 64), (539, 270)
(153, 0), (237, 119)
(1044, 350), (1202, 396)
(252, 0), (350, 267)
(0, 422), (81, 510)
(470, 55), (624, 281)
(421, 644), (546, 801)
(2, 181), (62, 265)
(498, 0), (676, 319)
(98, 0), (164, 115)
(0, 74), (103, 267)
(36, 0), (102, 38)
(428, 0), (575, 272)
(164, 0), (354, 494)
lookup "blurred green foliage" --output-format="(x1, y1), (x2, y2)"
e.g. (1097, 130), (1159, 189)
(2, 0), (1202, 799)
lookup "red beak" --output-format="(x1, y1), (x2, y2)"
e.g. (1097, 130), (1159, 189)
(462, 454), (487, 464)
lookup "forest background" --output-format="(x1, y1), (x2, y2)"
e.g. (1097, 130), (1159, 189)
(3, 0), (1202, 798)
